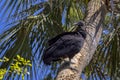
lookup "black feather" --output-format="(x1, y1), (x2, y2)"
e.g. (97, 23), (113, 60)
(43, 21), (86, 65)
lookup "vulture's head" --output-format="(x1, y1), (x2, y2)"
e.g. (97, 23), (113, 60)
(74, 21), (86, 31)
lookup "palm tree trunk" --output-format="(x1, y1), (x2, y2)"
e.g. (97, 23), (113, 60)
(56, 0), (107, 80)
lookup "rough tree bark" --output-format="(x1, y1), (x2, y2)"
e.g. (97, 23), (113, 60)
(56, 0), (107, 80)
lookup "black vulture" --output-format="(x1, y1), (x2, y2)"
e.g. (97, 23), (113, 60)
(43, 21), (87, 65)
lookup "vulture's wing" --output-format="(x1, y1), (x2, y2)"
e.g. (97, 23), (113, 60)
(48, 32), (77, 46)
(43, 33), (85, 65)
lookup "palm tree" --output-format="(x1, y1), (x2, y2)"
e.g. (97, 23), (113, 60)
(0, 0), (120, 80)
